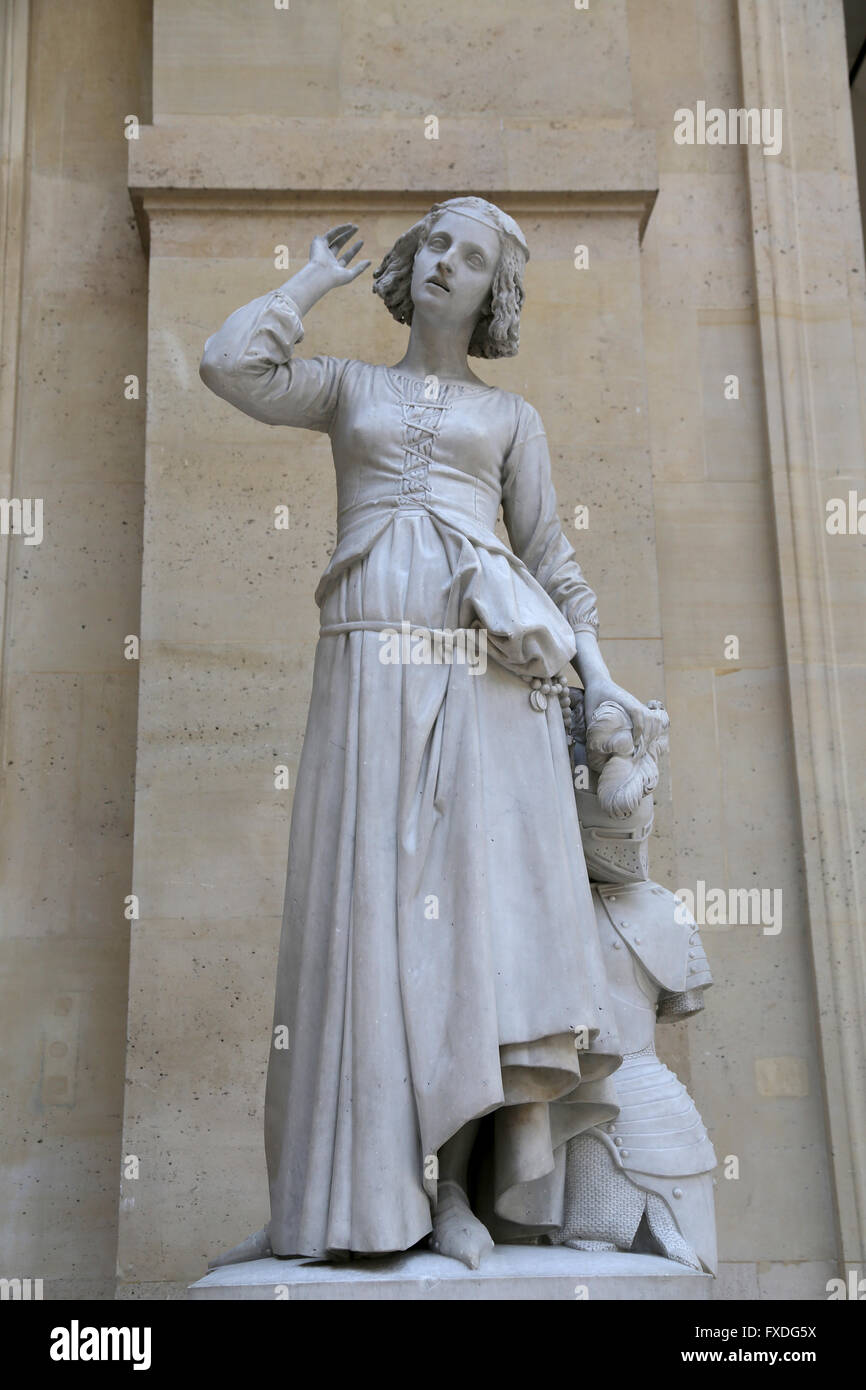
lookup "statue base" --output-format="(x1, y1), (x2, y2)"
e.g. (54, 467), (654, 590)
(188, 1245), (712, 1301)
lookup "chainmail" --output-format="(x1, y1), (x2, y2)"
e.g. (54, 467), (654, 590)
(657, 988), (705, 1021)
(644, 1194), (702, 1270)
(552, 1133), (644, 1248)
(553, 1132), (703, 1270)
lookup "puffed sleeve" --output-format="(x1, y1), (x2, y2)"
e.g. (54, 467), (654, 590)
(199, 288), (349, 431)
(501, 400), (600, 636)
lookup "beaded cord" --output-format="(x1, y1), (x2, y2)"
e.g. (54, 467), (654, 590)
(519, 671), (575, 742)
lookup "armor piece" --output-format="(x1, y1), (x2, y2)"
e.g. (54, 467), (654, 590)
(557, 1132), (706, 1272)
(558, 702), (718, 1274)
(575, 788), (654, 884)
(594, 880), (713, 999)
(554, 883), (718, 1272)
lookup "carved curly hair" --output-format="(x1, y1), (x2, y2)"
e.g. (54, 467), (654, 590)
(372, 208), (526, 359)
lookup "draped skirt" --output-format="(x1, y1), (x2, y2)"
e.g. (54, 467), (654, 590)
(264, 509), (621, 1256)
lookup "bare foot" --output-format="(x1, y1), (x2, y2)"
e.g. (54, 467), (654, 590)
(429, 1180), (494, 1270)
(208, 1224), (272, 1270)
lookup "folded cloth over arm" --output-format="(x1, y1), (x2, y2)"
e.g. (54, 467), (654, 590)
(501, 401), (600, 639)
(199, 289), (349, 431)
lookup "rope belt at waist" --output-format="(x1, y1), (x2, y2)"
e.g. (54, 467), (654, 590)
(318, 619), (574, 732)
(320, 620), (458, 636)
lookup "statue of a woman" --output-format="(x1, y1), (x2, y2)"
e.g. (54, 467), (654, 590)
(199, 199), (665, 1270)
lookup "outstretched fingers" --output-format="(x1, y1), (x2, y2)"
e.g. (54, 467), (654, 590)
(325, 223), (358, 253)
(339, 238), (371, 280)
(338, 239), (364, 265)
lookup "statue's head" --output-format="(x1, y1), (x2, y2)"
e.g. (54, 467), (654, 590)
(372, 197), (529, 358)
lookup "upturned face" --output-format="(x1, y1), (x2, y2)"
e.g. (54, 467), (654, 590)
(409, 210), (501, 330)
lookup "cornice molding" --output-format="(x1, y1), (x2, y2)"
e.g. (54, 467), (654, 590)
(128, 118), (658, 249)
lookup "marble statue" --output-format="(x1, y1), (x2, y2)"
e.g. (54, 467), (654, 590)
(552, 694), (717, 1272)
(199, 199), (676, 1271)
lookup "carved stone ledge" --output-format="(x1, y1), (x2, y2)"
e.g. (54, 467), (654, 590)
(128, 119), (658, 249)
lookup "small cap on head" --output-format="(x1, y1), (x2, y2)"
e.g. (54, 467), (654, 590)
(371, 196), (529, 358)
(428, 196), (530, 262)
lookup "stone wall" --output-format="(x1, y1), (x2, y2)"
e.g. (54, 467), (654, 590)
(0, 0), (150, 1299)
(630, 0), (855, 1294)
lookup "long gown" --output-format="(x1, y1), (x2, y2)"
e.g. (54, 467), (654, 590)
(200, 287), (623, 1257)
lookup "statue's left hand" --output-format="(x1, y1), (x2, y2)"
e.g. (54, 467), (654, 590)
(582, 678), (666, 759)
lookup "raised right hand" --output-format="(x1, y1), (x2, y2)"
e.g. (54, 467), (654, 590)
(308, 223), (371, 288)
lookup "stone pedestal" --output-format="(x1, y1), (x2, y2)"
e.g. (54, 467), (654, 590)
(187, 1247), (712, 1302)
